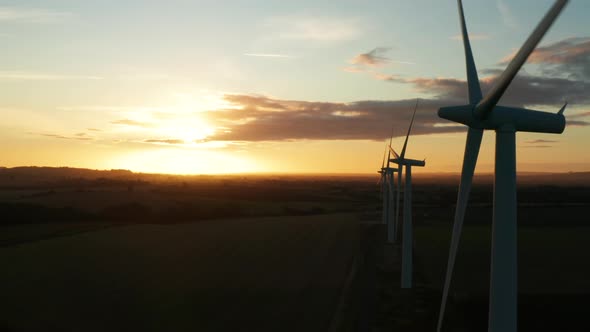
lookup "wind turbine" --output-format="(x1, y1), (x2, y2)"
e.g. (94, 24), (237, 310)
(378, 144), (389, 225)
(385, 133), (400, 243)
(390, 99), (425, 289)
(436, 1), (569, 331)
(378, 137), (400, 243)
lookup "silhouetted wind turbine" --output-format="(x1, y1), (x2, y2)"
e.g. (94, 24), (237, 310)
(436, 1), (569, 331)
(378, 142), (390, 225)
(390, 99), (425, 289)
(378, 138), (400, 243)
(385, 132), (399, 243)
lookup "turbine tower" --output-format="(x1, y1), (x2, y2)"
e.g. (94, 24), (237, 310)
(390, 99), (425, 289)
(436, 1), (569, 331)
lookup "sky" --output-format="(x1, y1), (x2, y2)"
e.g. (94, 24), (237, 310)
(0, 0), (589, 174)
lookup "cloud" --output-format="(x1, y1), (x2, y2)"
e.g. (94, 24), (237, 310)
(264, 15), (362, 42)
(204, 59), (590, 142)
(244, 53), (293, 58)
(343, 66), (364, 73)
(566, 120), (590, 127)
(569, 111), (590, 118)
(379, 70), (590, 108)
(35, 133), (93, 141)
(351, 48), (391, 66)
(504, 37), (590, 80)
(496, 0), (518, 29)
(110, 119), (154, 128)
(0, 71), (102, 80)
(205, 94), (464, 142)
(0, 7), (73, 23)
(347, 48), (415, 73)
(144, 139), (185, 145)
(522, 145), (553, 148)
(525, 139), (558, 144)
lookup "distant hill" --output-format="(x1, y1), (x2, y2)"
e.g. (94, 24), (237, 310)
(0, 166), (137, 188)
(0, 166), (589, 187)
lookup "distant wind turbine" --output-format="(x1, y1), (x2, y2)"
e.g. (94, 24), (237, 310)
(436, 1), (569, 331)
(390, 99), (425, 289)
(378, 143), (390, 225)
(378, 138), (400, 244)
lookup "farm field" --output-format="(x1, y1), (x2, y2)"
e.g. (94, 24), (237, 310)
(370, 224), (590, 332)
(1, 167), (590, 331)
(0, 213), (360, 332)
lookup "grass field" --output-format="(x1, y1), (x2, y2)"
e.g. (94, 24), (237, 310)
(410, 224), (590, 331)
(414, 225), (590, 294)
(2, 168), (589, 331)
(0, 213), (360, 332)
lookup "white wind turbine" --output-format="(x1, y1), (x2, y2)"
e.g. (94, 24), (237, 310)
(390, 99), (425, 289)
(436, 1), (569, 331)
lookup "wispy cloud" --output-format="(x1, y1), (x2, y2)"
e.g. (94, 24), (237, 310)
(346, 48), (414, 74)
(567, 120), (590, 127)
(34, 132), (94, 141)
(144, 139), (185, 145)
(569, 111), (590, 119)
(525, 139), (558, 144)
(343, 66), (364, 73)
(264, 15), (363, 42)
(244, 53), (294, 58)
(110, 119), (154, 128)
(0, 71), (102, 81)
(359, 39), (590, 127)
(0, 7), (74, 23)
(522, 145), (553, 148)
(501, 37), (590, 80)
(496, 0), (518, 29)
(351, 47), (391, 67)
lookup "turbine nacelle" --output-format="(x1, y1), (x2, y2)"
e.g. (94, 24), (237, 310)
(390, 158), (426, 167)
(438, 104), (566, 133)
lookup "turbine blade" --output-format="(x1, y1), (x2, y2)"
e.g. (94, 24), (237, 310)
(381, 140), (387, 169)
(457, 0), (483, 104)
(387, 149), (392, 168)
(475, 0), (569, 119)
(400, 99), (419, 159)
(389, 145), (400, 159)
(436, 127), (484, 332)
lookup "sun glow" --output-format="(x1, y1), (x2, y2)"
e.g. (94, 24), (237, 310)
(155, 119), (215, 144)
(113, 148), (261, 175)
(103, 92), (252, 173)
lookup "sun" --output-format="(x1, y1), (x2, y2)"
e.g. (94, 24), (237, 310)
(155, 118), (215, 144)
(102, 92), (267, 174)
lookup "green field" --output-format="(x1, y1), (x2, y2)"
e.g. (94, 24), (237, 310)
(0, 214), (360, 332)
(415, 225), (590, 294)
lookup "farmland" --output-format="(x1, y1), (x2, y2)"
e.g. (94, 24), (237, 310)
(1, 167), (589, 331)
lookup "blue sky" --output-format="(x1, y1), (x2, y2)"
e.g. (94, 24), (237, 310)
(0, 0), (588, 174)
